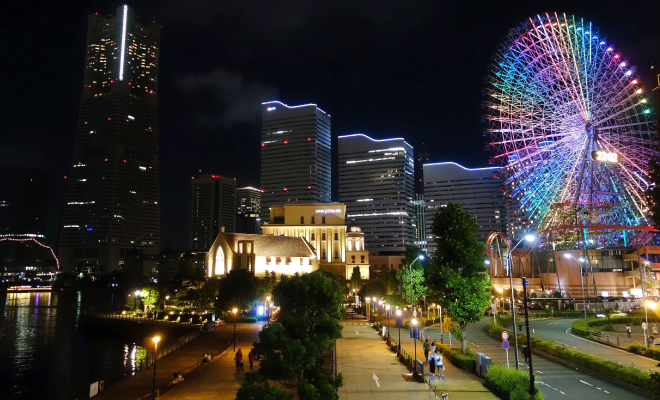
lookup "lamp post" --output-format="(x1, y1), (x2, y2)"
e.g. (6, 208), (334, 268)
(135, 290), (140, 312)
(152, 336), (160, 400)
(365, 297), (371, 320)
(378, 300), (383, 326)
(410, 254), (425, 318)
(521, 277), (536, 397)
(266, 296), (271, 322)
(386, 304), (391, 340)
(507, 234), (535, 369)
(412, 318), (418, 374)
(396, 309), (402, 352)
(564, 254), (588, 331)
(232, 308), (238, 352)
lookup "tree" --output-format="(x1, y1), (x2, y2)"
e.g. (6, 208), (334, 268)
(349, 266), (362, 292)
(428, 202), (491, 354)
(396, 246), (428, 311)
(216, 269), (259, 312)
(139, 285), (160, 311)
(236, 372), (291, 400)
(253, 270), (343, 399)
(377, 268), (398, 295)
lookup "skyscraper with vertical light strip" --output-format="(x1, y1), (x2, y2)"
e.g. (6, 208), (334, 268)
(260, 101), (331, 222)
(338, 134), (415, 254)
(58, 5), (160, 274)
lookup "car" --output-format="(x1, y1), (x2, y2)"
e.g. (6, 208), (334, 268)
(611, 312), (627, 318)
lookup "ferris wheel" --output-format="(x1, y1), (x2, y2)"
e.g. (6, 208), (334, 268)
(485, 12), (658, 244)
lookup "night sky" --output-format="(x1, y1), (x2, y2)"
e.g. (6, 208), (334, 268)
(1, 1), (658, 250)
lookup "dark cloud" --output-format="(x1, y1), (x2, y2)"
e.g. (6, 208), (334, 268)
(175, 68), (278, 128)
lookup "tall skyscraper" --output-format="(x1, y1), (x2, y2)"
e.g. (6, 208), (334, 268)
(0, 169), (49, 274)
(58, 5), (161, 273)
(338, 134), (415, 254)
(260, 101), (331, 222)
(235, 187), (261, 234)
(190, 175), (236, 252)
(424, 162), (506, 254)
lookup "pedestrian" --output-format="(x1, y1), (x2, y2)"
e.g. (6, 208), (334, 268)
(626, 324), (632, 339)
(429, 351), (436, 377)
(234, 349), (243, 372)
(248, 350), (255, 370)
(431, 339), (436, 355)
(423, 339), (430, 361)
(435, 351), (445, 379)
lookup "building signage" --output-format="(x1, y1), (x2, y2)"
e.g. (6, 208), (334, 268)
(315, 208), (342, 214)
(591, 150), (619, 163)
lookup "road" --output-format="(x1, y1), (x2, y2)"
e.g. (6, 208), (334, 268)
(422, 318), (647, 400)
(522, 319), (660, 372)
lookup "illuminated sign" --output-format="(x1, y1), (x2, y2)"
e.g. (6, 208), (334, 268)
(315, 209), (342, 214)
(591, 151), (619, 163)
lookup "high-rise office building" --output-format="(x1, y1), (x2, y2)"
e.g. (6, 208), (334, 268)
(0, 169), (49, 274)
(190, 175), (236, 252)
(260, 101), (331, 222)
(58, 5), (161, 273)
(413, 146), (430, 250)
(424, 162), (506, 255)
(338, 134), (415, 254)
(235, 187), (261, 234)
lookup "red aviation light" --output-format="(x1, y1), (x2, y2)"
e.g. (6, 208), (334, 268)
(283, 140), (288, 144)
(261, 143), (265, 147)
(283, 187), (288, 191)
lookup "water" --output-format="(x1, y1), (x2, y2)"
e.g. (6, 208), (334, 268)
(0, 290), (148, 399)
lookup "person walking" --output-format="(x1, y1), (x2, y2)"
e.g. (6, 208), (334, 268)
(626, 324), (632, 339)
(431, 339), (436, 355)
(435, 351), (445, 379)
(248, 350), (255, 370)
(234, 349), (243, 372)
(423, 339), (430, 362)
(429, 350), (436, 378)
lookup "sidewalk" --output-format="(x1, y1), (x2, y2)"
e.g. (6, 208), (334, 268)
(339, 317), (497, 400)
(94, 322), (263, 400)
(594, 322), (659, 348)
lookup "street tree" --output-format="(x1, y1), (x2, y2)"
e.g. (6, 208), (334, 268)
(428, 202), (491, 354)
(236, 372), (291, 400)
(349, 266), (362, 292)
(216, 269), (259, 312)
(396, 246), (428, 311)
(139, 285), (159, 312)
(253, 270), (343, 399)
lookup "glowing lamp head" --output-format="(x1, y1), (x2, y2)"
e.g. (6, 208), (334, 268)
(135, 290), (140, 296)
(165, 296), (170, 300)
(386, 304), (390, 310)
(524, 234), (535, 242)
(232, 308), (238, 314)
(365, 297), (371, 302)
(563, 253), (572, 259)
(396, 310), (401, 316)
(266, 296), (271, 302)
(648, 301), (657, 310)
(153, 336), (160, 345)
(485, 260), (491, 265)
(412, 318), (418, 326)
(578, 258), (586, 262)
(632, 79), (638, 84)
(644, 109), (651, 114)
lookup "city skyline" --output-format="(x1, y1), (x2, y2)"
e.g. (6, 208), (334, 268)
(1, 1), (658, 250)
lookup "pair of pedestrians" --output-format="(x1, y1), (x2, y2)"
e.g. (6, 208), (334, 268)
(428, 350), (445, 378)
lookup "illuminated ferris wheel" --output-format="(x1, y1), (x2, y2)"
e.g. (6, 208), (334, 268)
(485, 12), (658, 245)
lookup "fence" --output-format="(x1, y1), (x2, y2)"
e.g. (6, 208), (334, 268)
(51, 321), (216, 400)
(85, 311), (215, 326)
(590, 330), (620, 346)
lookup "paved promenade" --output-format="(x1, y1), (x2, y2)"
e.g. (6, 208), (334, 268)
(94, 322), (262, 400)
(339, 316), (497, 400)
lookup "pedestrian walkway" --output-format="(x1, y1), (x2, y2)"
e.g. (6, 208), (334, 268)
(94, 322), (263, 400)
(338, 316), (497, 400)
(594, 322), (659, 349)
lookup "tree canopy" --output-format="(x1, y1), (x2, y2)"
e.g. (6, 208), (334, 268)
(428, 202), (491, 354)
(349, 266), (362, 291)
(396, 246), (428, 310)
(216, 269), (259, 312)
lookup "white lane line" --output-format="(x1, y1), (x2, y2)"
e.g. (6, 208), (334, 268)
(579, 379), (593, 386)
(559, 391), (566, 395)
(596, 387), (602, 390)
(536, 370), (543, 374)
(603, 390), (610, 394)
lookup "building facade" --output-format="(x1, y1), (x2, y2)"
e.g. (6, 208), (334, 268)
(424, 162), (506, 254)
(189, 174), (236, 253)
(338, 134), (415, 254)
(260, 101), (331, 222)
(345, 220), (370, 280)
(206, 231), (316, 278)
(235, 186), (261, 234)
(58, 5), (161, 273)
(0, 169), (49, 275)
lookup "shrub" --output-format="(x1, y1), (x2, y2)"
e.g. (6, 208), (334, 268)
(435, 344), (476, 370)
(484, 363), (543, 400)
(628, 343), (660, 361)
(602, 323), (614, 332)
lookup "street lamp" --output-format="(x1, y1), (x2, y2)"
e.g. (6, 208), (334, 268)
(396, 309), (402, 352)
(410, 254), (425, 318)
(564, 254), (588, 331)
(412, 318), (418, 374)
(386, 304), (391, 340)
(152, 336), (160, 400)
(378, 300), (384, 327)
(645, 300), (656, 346)
(365, 297), (371, 320)
(232, 308), (238, 352)
(507, 234), (535, 370)
(266, 296), (271, 321)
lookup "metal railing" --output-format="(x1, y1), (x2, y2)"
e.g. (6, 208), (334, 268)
(590, 330), (620, 346)
(84, 311), (215, 326)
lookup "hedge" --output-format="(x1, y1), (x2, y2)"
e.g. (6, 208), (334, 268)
(487, 320), (659, 394)
(571, 315), (646, 337)
(628, 343), (660, 361)
(484, 363), (543, 400)
(435, 344), (476, 370)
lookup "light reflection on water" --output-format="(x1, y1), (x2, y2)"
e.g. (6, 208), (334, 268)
(0, 291), (148, 399)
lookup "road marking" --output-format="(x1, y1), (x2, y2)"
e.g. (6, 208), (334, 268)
(579, 379), (593, 386)
(603, 390), (610, 394)
(536, 370), (543, 374)
(596, 387), (602, 390)
(559, 391), (566, 395)
(373, 373), (380, 387)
